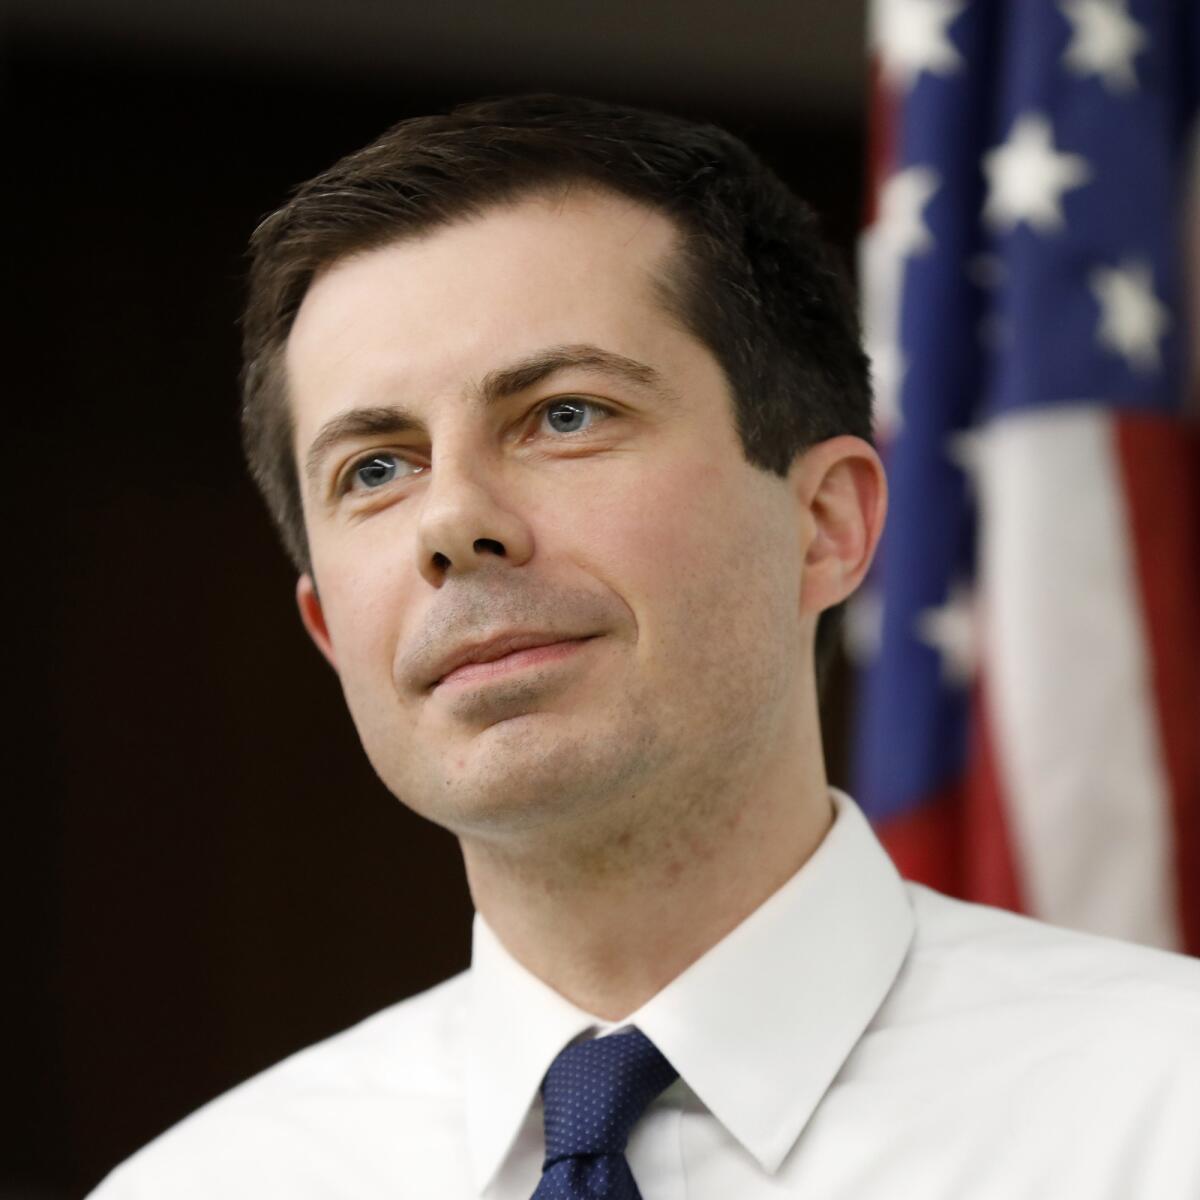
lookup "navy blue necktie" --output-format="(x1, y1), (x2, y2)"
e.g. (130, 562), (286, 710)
(532, 1028), (678, 1199)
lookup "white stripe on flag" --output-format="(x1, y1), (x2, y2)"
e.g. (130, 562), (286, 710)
(977, 406), (1180, 950)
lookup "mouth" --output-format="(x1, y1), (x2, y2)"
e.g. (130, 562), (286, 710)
(432, 636), (597, 691)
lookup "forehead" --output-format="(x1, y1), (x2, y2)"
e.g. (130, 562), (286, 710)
(284, 190), (692, 438)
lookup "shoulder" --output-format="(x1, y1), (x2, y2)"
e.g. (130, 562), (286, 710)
(88, 970), (474, 1199)
(903, 882), (1200, 1018)
(878, 883), (1200, 1096)
(829, 888), (1200, 1193)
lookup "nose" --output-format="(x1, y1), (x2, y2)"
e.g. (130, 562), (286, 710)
(415, 459), (535, 586)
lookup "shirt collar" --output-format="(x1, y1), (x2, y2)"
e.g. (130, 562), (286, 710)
(464, 789), (915, 1189)
(464, 915), (598, 1192)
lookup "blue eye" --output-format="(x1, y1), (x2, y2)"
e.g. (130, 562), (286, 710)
(541, 399), (605, 434)
(346, 453), (423, 493)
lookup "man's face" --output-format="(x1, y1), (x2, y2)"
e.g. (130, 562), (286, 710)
(288, 189), (814, 850)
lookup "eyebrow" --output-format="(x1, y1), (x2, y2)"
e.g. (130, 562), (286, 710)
(302, 343), (674, 492)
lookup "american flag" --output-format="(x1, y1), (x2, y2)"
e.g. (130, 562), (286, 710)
(852, 0), (1200, 954)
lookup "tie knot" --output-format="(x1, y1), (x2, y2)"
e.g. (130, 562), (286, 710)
(540, 1029), (678, 1165)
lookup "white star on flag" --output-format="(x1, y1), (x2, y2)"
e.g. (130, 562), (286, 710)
(915, 582), (978, 687)
(864, 338), (906, 436)
(1090, 259), (1172, 373)
(877, 166), (941, 257)
(1060, 0), (1147, 94)
(860, 167), (940, 441)
(872, 0), (966, 90)
(983, 113), (1092, 233)
(944, 428), (985, 492)
(845, 589), (885, 665)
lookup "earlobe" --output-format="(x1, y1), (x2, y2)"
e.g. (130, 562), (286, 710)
(792, 436), (888, 616)
(295, 573), (339, 671)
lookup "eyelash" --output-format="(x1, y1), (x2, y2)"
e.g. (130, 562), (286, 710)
(336, 397), (614, 497)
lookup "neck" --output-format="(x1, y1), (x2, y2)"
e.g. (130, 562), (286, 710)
(460, 719), (833, 1021)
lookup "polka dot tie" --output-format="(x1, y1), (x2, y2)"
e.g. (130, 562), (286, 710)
(531, 1028), (678, 1199)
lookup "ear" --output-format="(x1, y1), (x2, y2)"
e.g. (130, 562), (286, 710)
(789, 435), (887, 618)
(295, 573), (339, 671)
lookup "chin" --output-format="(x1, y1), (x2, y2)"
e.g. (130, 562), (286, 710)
(386, 714), (660, 839)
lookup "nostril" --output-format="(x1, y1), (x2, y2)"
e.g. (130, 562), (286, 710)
(432, 551), (451, 571)
(475, 538), (506, 556)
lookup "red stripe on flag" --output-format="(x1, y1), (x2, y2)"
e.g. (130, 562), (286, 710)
(877, 680), (1025, 913)
(863, 58), (897, 228)
(964, 679), (1025, 913)
(877, 785), (964, 896)
(1113, 414), (1200, 955)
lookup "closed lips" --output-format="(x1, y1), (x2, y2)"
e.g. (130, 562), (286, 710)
(429, 633), (593, 688)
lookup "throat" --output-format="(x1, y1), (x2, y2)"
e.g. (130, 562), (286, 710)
(460, 788), (834, 1021)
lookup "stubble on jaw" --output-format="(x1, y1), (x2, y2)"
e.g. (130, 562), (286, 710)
(452, 638), (796, 898)
(425, 677), (670, 859)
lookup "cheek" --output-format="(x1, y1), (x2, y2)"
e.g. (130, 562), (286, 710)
(569, 456), (803, 762)
(315, 543), (408, 690)
(559, 451), (727, 572)
(562, 454), (792, 649)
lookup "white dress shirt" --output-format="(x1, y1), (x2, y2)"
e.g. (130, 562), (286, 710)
(91, 790), (1200, 1198)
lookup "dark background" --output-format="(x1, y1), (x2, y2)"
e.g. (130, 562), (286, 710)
(7, 5), (867, 1194)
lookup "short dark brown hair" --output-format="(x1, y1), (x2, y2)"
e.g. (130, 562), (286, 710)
(240, 93), (872, 672)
